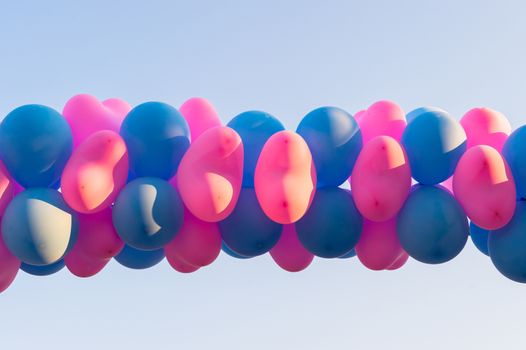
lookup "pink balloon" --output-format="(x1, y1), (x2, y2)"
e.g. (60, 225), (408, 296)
(255, 131), (316, 224)
(387, 251), (409, 270)
(180, 97), (222, 141)
(65, 249), (109, 278)
(63, 94), (131, 147)
(166, 251), (200, 273)
(270, 224), (314, 272)
(460, 107), (511, 152)
(351, 136), (411, 222)
(61, 130), (129, 214)
(0, 236), (20, 293)
(355, 219), (404, 271)
(0, 161), (16, 217)
(354, 110), (366, 122)
(177, 126), (244, 222)
(358, 100), (406, 143)
(453, 145), (516, 230)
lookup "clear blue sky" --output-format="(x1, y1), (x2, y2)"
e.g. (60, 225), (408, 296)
(1, 1), (526, 349)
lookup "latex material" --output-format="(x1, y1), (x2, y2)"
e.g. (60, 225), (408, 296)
(179, 97), (222, 141)
(270, 224), (314, 272)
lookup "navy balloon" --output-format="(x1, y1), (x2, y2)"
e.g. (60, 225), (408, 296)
(297, 107), (362, 187)
(296, 188), (363, 258)
(221, 241), (253, 259)
(338, 248), (356, 259)
(502, 125), (526, 198)
(470, 221), (489, 256)
(0, 104), (73, 188)
(397, 185), (468, 264)
(21, 260), (65, 276)
(120, 102), (190, 179)
(406, 106), (446, 124)
(114, 244), (165, 270)
(227, 111), (284, 187)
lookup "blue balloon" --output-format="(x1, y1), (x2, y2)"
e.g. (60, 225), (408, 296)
(221, 241), (253, 259)
(219, 188), (282, 257)
(469, 221), (489, 256)
(338, 248), (356, 259)
(120, 102), (190, 180)
(296, 107), (362, 187)
(21, 260), (65, 276)
(296, 188), (363, 258)
(114, 244), (165, 270)
(397, 185), (468, 264)
(502, 125), (526, 199)
(401, 109), (466, 185)
(1, 188), (78, 266)
(112, 177), (184, 250)
(0, 104), (73, 188)
(406, 106), (446, 124)
(227, 111), (285, 187)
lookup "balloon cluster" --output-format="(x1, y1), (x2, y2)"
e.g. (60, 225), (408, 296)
(1, 95), (525, 293)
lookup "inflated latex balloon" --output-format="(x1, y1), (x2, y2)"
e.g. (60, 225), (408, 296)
(61, 130), (129, 214)
(63, 94), (131, 147)
(254, 131), (316, 224)
(0, 104), (73, 188)
(453, 145), (516, 230)
(397, 185), (468, 264)
(0, 237), (20, 293)
(20, 260), (65, 276)
(338, 249), (356, 259)
(460, 107), (511, 152)
(64, 249), (109, 278)
(221, 241), (253, 259)
(2, 188), (78, 265)
(219, 189), (282, 257)
(270, 224), (314, 272)
(227, 111), (285, 187)
(358, 100), (406, 143)
(401, 109), (466, 185)
(120, 102), (190, 179)
(180, 97), (222, 141)
(113, 177), (184, 250)
(355, 219), (404, 271)
(406, 107), (445, 124)
(165, 251), (200, 273)
(296, 106), (362, 187)
(351, 136), (411, 221)
(0, 161), (16, 217)
(502, 125), (526, 198)
(296, 188), (363, 258)
(75, 209), (124, 259)
(470, 221), (489, 256)
(387, 252), (409, 270)
(114, 244), (165, 269)
(354, 110), (366, 122)
(177, 126), (243, 222)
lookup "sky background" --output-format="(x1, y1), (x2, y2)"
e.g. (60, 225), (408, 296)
(1, 0), (526, 349)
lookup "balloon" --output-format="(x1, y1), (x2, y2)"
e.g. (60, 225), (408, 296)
(0, 161), (16, 217)
(354, 110), (366, 122)
(227, 110), (285, 187)
(254, 131), (316, 224)
(338, 249), (356, 259)
(296, 106), (362, 187)
(62, 94), (131, 147)
(453, 145), (516, 230)
(0, 237), (20, 293)
(351, 136), (411, 221)
(177, 126), (243, 222)
(61, 130), (129, 214)
(219, 188), (282, 257)
(296, 188), (363, 258)
(112, 177), (184, 250)
(270, 224), (314, 272)
(221, 241), (253, 259)
(401, 109), (466, 185)
(114, 244), (165, 270)
(470, 221), (489, 256)
(64, 249), (109, 278)
(179, 97), (222, 141)
(355, 219), (404, 271)
(165, 251), (200, 273)
(406, 107), (446, 124)
(120, 102), (190, 179)
(440, 176), (454, 194)
(20, 260), (65, 276)
(502, 125), (526, 198)
(358, 100), (406, 143)
(387, 252), (409, 270)
(397, 185), (469, 264)
(2, 188), (78, 265)
(0, 104), (73, 188)
(460, 107), (511, 152)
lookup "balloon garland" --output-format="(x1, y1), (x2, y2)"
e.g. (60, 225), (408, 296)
(0, 95), (525, 293)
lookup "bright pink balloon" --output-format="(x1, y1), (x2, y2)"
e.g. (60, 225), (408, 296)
(351, 136), (411, 222)
(354, 110), (366, 122)
(387, 251), (409, 270)
(255, 131), (316, 224)
(270, 224), (314, 272)
(0, 161), (15, 217)
(453, 145), (516, 230)
(166, 251), (200, 273)
(355, 219), (404, 271)
(177, 126), (243, 222)
(358, 100), (406, 143)
(180, 97), (222, 141)
(63, 94), (131, 147)
(65, 249), (109, 278)
(460, 107), (511, 152)
(61, 130), (129, 214)
(0, 236), (20, 293)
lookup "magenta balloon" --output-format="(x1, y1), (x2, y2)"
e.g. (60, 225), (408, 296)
(354, 110), (366, 122)
(358, 100), (406, 143)
(255, 131), (316, 224)
(460, 107), (511, 152)
(355, 219), (404, 271)
(180, 97), (222, 141)
(387, 251), (409, 270)
(64, 249), (109, 278)
(166, 250), (200, 273)
(0, 237), (20, 293)
(453, 145), (516, 230)
(177, 126), (243, 222)
(270, 224), (314, 272)
(351, 136), (411, 222)
(0, 161), (15, 217)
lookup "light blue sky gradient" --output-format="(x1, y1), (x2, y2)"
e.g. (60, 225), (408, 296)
(1, 1), (526, 349)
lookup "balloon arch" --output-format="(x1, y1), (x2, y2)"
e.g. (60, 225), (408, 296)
(0, 95), (525, 292)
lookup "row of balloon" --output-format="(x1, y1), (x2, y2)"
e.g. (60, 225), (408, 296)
(1, 95), (525, 294)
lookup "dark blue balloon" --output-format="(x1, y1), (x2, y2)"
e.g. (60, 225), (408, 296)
(221, 241), (253, 259)
(0, 104), (73, 188)
(406, 106), (445, 124)
(114, 244), (165, 269)
(296, 107), (362, 187)
(502, 125), (526, 198)
(219, 188), (282, 257)
(401, 109), (466, 185)
(397, 185), (469, 264)
(469, 221), (489, 256)
(120, 102), (190, 180)
(21, 260), (65, 276)
(296, 188), (363, 258)
(338, 248), (356, 259)
(227, 111), (284, 187)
